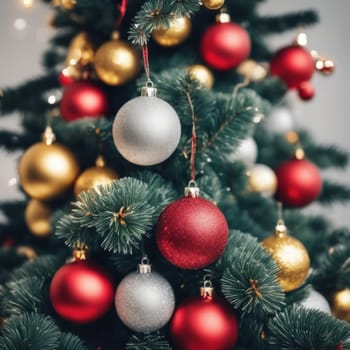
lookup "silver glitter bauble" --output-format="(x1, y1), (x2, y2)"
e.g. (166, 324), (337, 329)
(264, 106), (295, 134)
(112, 87), (181, 166)
(115, 265), (175, 332)
(299, 288), (331, 314)
(226, 137), (257, 167)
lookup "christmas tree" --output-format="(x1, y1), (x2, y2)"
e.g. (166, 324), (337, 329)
(1, 0), (350, 349)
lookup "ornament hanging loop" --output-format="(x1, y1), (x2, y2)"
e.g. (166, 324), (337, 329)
(138, 255), (151, 274)
(201, 275), (214, 298)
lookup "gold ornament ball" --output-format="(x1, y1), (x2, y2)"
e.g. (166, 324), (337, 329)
(262, 232), (310, 292)
(66, 32), (94, 67)
(94, 38), (141, 86)
(331, 288), (350, 322)
(25, 199), (52, 237)
(187, 64), (214, 89)
(74, 165), (120, 196)
(202, 0), (225, 10)
(19, 142), (80, 201)
(237, 59), (268, 81)
(247, 164), (277, 197)
(152, 16), (192, 47)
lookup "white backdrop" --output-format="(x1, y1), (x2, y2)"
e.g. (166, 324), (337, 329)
(1, 0), (349, 226)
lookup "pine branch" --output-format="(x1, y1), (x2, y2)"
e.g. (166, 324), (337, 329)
(268, 305), (350, 349)
(58, 333), (88, 350)
(219, 231), (285, 317)
(125, 334), (171, 350)
(318, 180), (350, 205)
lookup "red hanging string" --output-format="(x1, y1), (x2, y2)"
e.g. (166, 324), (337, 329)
(142, 44), (151, 82)
(116, 0), (128, 30)
(186, 92), (196, 181)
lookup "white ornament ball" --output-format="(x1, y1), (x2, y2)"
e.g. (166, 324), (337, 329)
(247, 163), (277, 197)
(264, 106), (295, 134)
(112, 90), (181, 166)
(226, 137), (258, 167)
(299, 288), (331, 314)
(115, 269), (175, 332)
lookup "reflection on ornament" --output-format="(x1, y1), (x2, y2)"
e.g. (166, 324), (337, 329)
(152, 16), (191, 47)
(115, 259), (175, 332)
(74, 155), (120, 196)
(25, 199), (52, 237)
(262, 220), (310, 292)
(156, 183), (228, 269)
(226, 137), (257, 167)
(113, 85), (181, 166)
(299, 288), (331, 314)
(94, 34), (141, 86)
(331, 288), (350, 322)
(19, 131), (80, 201)
(247, 164), (277, 197)
(187, 64), (214, 89)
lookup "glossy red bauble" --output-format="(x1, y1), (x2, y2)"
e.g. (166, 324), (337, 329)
(297, 81), (315, 101)
(170, 295), (239, 350)
(200, 22), (251, 71)
(50, 260), (114, 323)
(156, 196), (228, 269)
(275, 158), (322, 207)
(59, 81), (108, 121)
(270, 45), (314, 89)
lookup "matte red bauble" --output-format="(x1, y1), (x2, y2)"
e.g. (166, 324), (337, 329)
(156, 188), (228, 269)
(170, 293), (239, 350)
(200, 22), (251, 71)
(59, 81), (108, 121)
(275, 157), (322, 207)
(50, 260), (114, 323)
(297, 81), (315, 101)
(270, 45), (314, 89)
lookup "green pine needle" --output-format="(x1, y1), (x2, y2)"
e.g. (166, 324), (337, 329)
(58, 333), (88, 350)
(0, 313), (61, 350)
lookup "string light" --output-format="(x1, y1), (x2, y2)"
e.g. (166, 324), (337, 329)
(20, 0), (34, 8)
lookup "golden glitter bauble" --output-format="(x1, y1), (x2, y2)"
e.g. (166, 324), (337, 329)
(152, 16), (192, 47)
(331, 288), (350, 322)
(187, 64), (214, 89)
(262, 222), (310, 292)
(66, 32), (94, 67)
(202, 0), (225, 10)
(247, 164), (277, 197)
(94, 35), (141, 86)
(17, 246), (37, 260)
(25, 199), (52, 237)
(237, 59), (267, 81)
(74, 155), (120, 196)
(19, 141), (80, 201)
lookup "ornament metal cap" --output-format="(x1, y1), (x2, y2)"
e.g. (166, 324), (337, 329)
(138, 256), (152, 274)
(201, 277), (214, 299)
(42, 125), (56, 145)
(141, 81), (157, 97)
(184, 180), (200, 198)
(274, 219), (287, 238)
(95, 154), (106, 167)
(216, 10), (231, 23)
(72, 242), (88, 261)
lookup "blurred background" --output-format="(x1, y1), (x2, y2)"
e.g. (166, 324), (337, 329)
(1, 0), (349, 226)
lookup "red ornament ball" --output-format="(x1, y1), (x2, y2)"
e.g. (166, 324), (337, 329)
(275, 158), (322, 207)
(59, 81), (108, 121)
(297, 81), (315, 101)
(170, 294), (239, 350)
(156, 196), (228, 269)
(200, 22), (251, 71)
(270, 45), (314, 89)
(50, 260), (114, 323)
